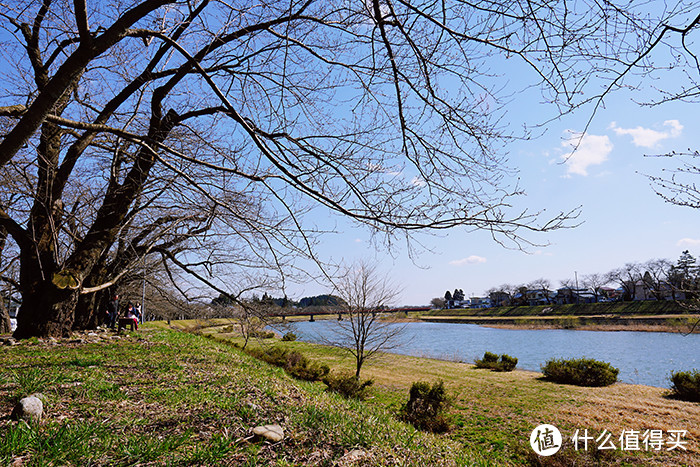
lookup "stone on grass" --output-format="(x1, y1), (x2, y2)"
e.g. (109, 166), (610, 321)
(11, 395), (43, 424)
(252, 424), (284, 443)
(339, 449), (369, 465)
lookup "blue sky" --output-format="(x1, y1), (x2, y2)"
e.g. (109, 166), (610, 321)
(284, 77), (700, 305)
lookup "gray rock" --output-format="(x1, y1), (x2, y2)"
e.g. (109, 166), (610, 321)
(340, 449), (368, 463)
(252, 424), (284, 442)
(11, 395), (43, 424)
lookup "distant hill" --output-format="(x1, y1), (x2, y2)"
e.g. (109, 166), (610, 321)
(297, 294), (347, 308)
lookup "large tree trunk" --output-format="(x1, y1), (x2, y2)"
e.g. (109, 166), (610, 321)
(74, 289), (109, 330)
(14, 280), (78, 339)
(0, 303), (10, 334)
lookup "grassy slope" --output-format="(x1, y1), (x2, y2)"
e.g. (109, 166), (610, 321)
(194, 320), (700, 466)
(2, 322), (698, 466)
(0, 325), (474, 466)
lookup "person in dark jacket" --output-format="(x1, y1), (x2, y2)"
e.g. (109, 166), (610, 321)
(107, 294), (119, 329)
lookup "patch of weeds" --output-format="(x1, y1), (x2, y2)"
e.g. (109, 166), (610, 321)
(94, 381), (128, 401)
(65, 355), (105, 367)
(0, 420), (111, 466)
(322, 372), (373, 400)
(399, 380), (451, 433)
(0, 421), (36, 463)
(11, 367), (63, 399)
(246, 346), (330, 382)
(184, 433), (233, 464)
(118, 429), (192, 463)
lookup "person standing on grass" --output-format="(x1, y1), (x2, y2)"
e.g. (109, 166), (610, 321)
(134, 302), (142, 323)
(107, 294), (119, 329)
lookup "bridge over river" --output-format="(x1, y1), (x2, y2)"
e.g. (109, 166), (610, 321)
(272, 306), (432, 321)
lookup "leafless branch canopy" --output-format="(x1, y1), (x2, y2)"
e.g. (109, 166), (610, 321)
(0, 0), (689, 336)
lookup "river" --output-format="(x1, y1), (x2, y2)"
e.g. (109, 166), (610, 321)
(274, 320), (700, 388)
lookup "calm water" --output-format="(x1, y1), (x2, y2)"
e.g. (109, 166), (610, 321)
(275, 320), (700, 388)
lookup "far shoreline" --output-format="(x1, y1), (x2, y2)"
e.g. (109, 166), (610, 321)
(417, 315), (700, 334)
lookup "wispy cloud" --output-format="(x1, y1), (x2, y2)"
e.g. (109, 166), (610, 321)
(609, 120), (683, 148)
(410, 176), (427, 187)
(677, 238), (700, 247)
(561, 131), (613, 177)
(449, 255), (487, 266)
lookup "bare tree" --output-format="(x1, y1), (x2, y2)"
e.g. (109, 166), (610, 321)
(1, 1), (677, 338)
(323, 262), (403, 378)
(581, 273), (610, 302)
(606, 263), (643, 301)
(527, 278), (553, 304)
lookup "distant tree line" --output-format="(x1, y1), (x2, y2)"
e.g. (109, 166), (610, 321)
(211, 293), (347, 309)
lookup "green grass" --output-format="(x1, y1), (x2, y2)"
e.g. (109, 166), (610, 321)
(2, 321), (698, 465)
(0, 325), (480, 466)
(206, 322), (699, 466)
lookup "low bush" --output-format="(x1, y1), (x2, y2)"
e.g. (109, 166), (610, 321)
(497, 354), (518, 372)
(474, 351), (498, 368)
(281, 332), (297, 342)
(474, 352), (518, 372)
(541, 358), (618, 387)
(400, 381), (451, 433)
(246, 346), (329, 382)
(249, 330), (275, 339)
(322, 372), (374, 400)
(669, 369), (700, 402)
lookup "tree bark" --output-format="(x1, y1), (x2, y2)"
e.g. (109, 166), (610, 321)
(13, 271), (78, 339)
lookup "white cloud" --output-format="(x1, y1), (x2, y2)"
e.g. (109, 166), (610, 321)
(449, 255), (487, 266)
(677, 238), (700, 247)
(410, 176), (427, 187)
(561, 131), (613, 177)
(609, 120), (683, 148)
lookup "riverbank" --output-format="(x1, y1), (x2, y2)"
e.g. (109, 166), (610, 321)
(188, 319), (700, 465)
(418, 314), (700, 333)
(418, 301), (700, 333)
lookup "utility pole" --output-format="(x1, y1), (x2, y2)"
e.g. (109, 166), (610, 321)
(574, 271), (579, 305)
(141, 254), (146, 323)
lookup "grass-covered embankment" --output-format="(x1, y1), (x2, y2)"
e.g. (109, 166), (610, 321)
(0, 324), (476, 466)
(425, 300), (690, 317)
(2, 321), (699, 465)
(193, 319), (700, 466)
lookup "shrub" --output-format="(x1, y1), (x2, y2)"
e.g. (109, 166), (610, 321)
(474, 352), (517, 372)
(669, 370), (700, 402)
(249, 330), (275, 339)
(541, 358), (619, 387)
(497, 354), (518, 372)
(246, 346), (329, 381)
(400, 381), (451, 433)
(474, 351), (499, 369)
(281, 332), (297, 341)
(322, 372), (374, 400)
